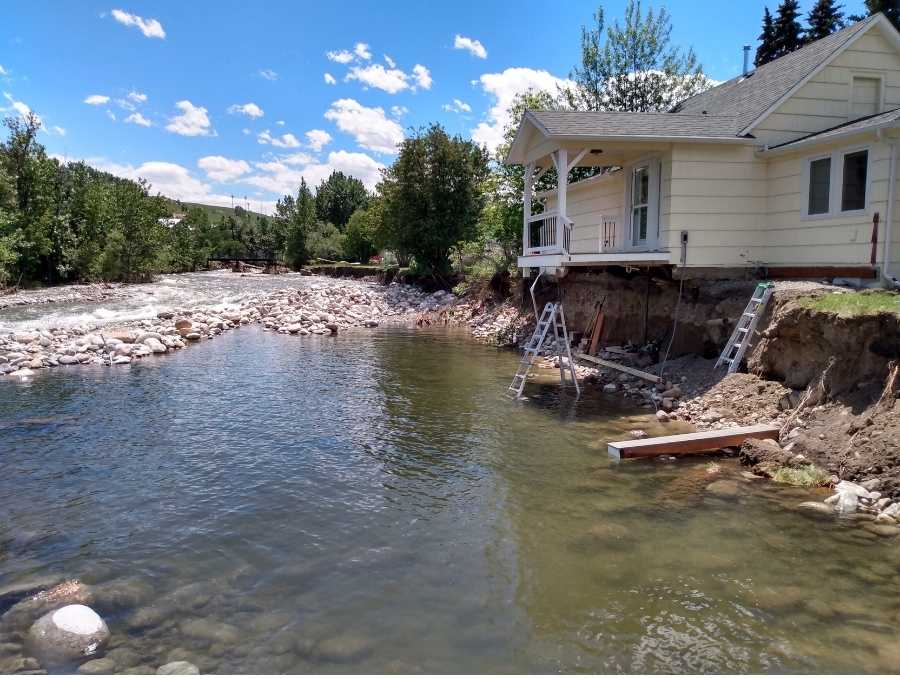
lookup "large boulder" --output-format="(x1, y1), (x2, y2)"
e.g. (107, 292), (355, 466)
(25, 604), (109, 666)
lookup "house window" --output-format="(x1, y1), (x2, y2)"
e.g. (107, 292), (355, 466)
(631, 165), (649, 242)
(807, 157), (831, 215)
(804, 147), (869, 217)
(850, 76), (881, 119)
(841, 150), (868, 211)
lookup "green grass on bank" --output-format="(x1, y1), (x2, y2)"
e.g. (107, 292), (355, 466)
(772, 465), (831, 488)
(798, 290), (900, 317)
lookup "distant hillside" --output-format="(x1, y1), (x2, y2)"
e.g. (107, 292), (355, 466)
(163, 199), (267, 222)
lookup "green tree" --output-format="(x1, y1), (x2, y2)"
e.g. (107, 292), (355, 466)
(772, 0), (805, 59)
(854, 0), (900, 31)
(379, 124), (489, 277)
(565, 0), (711, 112)
(342, 204), (380, 263)
(314, 171), (369, 229)
(755, 8), (778, 67)
(806, 0), (844, 41)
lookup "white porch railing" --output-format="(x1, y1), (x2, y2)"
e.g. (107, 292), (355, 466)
(524, 210), (571, 255)
(599, 215), (626, 252)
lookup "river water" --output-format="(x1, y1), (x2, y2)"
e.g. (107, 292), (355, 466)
(2, 274), (900, 673)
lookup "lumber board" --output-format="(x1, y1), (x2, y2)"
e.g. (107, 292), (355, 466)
(607, 424), (779, 460)
(588, 311), (605, 355)
(575, 352), (661, 383)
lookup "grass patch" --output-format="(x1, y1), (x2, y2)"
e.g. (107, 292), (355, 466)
(771, 464), (831, 488)
(798, 290), (900, 317)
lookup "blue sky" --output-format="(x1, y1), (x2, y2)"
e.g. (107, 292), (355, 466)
(2, 0), (867, 213)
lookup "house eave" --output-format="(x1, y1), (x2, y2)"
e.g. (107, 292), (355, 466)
(758, 121), (900, 157)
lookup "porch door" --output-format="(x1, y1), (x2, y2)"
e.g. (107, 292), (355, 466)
(629, 161), (659, 248)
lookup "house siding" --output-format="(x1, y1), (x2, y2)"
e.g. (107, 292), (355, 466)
(667, 144), (768, 267)
(752, 27), (900, 146)
(765, 138), (890, 266)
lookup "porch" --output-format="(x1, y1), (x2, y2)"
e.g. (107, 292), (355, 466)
(517, 144), (671, 270)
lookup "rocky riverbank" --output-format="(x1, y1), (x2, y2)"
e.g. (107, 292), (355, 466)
(0, 278), (460, 379)
(0, 283), (128, 311)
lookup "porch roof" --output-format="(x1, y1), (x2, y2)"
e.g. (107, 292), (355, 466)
(505, 110), (755, 165)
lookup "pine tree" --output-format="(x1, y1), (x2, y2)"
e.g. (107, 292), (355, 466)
(772, 0), (805, 59)
(862, 0), (900, 31)
(807, 0), (845, 42)
(755, 7), (778, 67)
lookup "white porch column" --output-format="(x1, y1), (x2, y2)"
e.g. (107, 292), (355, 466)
(523, 162), (534, 255)
(556, 148), (567, 252)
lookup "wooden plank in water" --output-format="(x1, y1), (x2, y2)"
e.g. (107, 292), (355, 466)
(575, 352), (661, 384)
(608, 424), (780, 460)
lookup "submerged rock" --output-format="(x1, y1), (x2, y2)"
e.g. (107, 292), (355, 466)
(25, 605), (109, 665)
(310, 633), (373, 663)
(705, 479), (741, 498)
(77, 657), (116, 674)
(157, 660), (200, 675)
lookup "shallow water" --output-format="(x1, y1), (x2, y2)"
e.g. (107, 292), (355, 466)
(3, 284), (900, 673)
(0, 270), (313, 334)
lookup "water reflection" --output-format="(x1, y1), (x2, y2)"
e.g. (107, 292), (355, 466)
(1, 327), (899, 673)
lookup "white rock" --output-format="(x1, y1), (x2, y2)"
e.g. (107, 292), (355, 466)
(25, 605), (110, 665)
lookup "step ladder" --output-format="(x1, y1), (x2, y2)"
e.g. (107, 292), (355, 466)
(507, 301), (581, 399)
(715, 282), (774, 373)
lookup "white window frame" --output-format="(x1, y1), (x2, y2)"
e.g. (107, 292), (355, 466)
(848, 72), (885, 120)
(623, 155), (661, 248)
(801, 145), (872, 220)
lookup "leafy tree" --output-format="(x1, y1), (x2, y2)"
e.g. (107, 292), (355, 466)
(379, 124), (489, 277)
(806, 0), (845, 41)
(565, 0), (711, 112)
(314, 171), (368, 229)
(342, 204), (380, 263)
(755, 8), (778, 67)
(306, 221), (344, 261)
(772, 0), (805, 59)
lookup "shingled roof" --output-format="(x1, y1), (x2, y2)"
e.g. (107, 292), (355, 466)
(673, 14), (881, 133)
(526, 110), (741, 139)
(765, 107), (900, 152)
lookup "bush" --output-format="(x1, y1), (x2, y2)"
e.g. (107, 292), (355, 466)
(306, 222), (344, 261)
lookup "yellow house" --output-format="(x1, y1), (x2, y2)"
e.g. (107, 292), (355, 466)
(507, 13), (900, 283)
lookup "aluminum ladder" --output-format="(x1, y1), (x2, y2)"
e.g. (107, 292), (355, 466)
(507, 301), (581, 399)
(715, 282), (774, 373)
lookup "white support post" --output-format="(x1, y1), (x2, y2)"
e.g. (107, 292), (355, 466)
(556, 148), (568, 253)
(523, 162), (534, 255)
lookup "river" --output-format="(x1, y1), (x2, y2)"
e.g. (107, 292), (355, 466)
(2, 273), (899, 673)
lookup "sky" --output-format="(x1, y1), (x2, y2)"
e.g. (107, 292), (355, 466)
(2, 0), (868, 214)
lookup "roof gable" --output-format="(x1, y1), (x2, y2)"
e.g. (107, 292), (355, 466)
(674, 14), (900, 135)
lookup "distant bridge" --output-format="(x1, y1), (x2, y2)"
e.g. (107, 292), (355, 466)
(206, 256), (285, 267)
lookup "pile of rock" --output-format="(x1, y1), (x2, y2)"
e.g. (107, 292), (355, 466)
(1, 278), (460, 380)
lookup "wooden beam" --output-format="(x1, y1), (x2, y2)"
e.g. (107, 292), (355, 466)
(575, 352), (661, 383)
(567, 147), (590, 173)
(608, 424), (780, 460)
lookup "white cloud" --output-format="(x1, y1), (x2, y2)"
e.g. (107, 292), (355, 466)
(412, 64), (432, 90)
(280, 152), (317, 166)
(443, 98), (471, 114)
(257, 129), (301, 148)
(324, 72), (337, 85)
(198, 155), (251, 182)
(2, 92), (36, 122)
(243, 149), (384, 195)
(165, 100), (214, 137)
(324, 98), (404, 154)
(0, 65), (6, 76)
(390, 105), (408, 118)
(110, 9), (165, 39)
(84, 94), (110, 105)
(124, 111), (151, 126)
(115, 97), (136, 111)
(305, 129), (332, 151)
(326, 50), (354, 64)
(50, 126), (66, 136)
(276, 120), (285, 126)
(228, 102), (264, 118)
(242, 128), (251, 135)
(106, 110), (117, 121)
(127, 90), (147, 104)
(384, 55), (396, 68)
(346, 64), (411, 94)
(259, 69), (278, 81)
(471, 67), (572, 152)
(454, 35), (487, 59)
(86, 158), (272, 211)
(354, 42), (372, 60)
